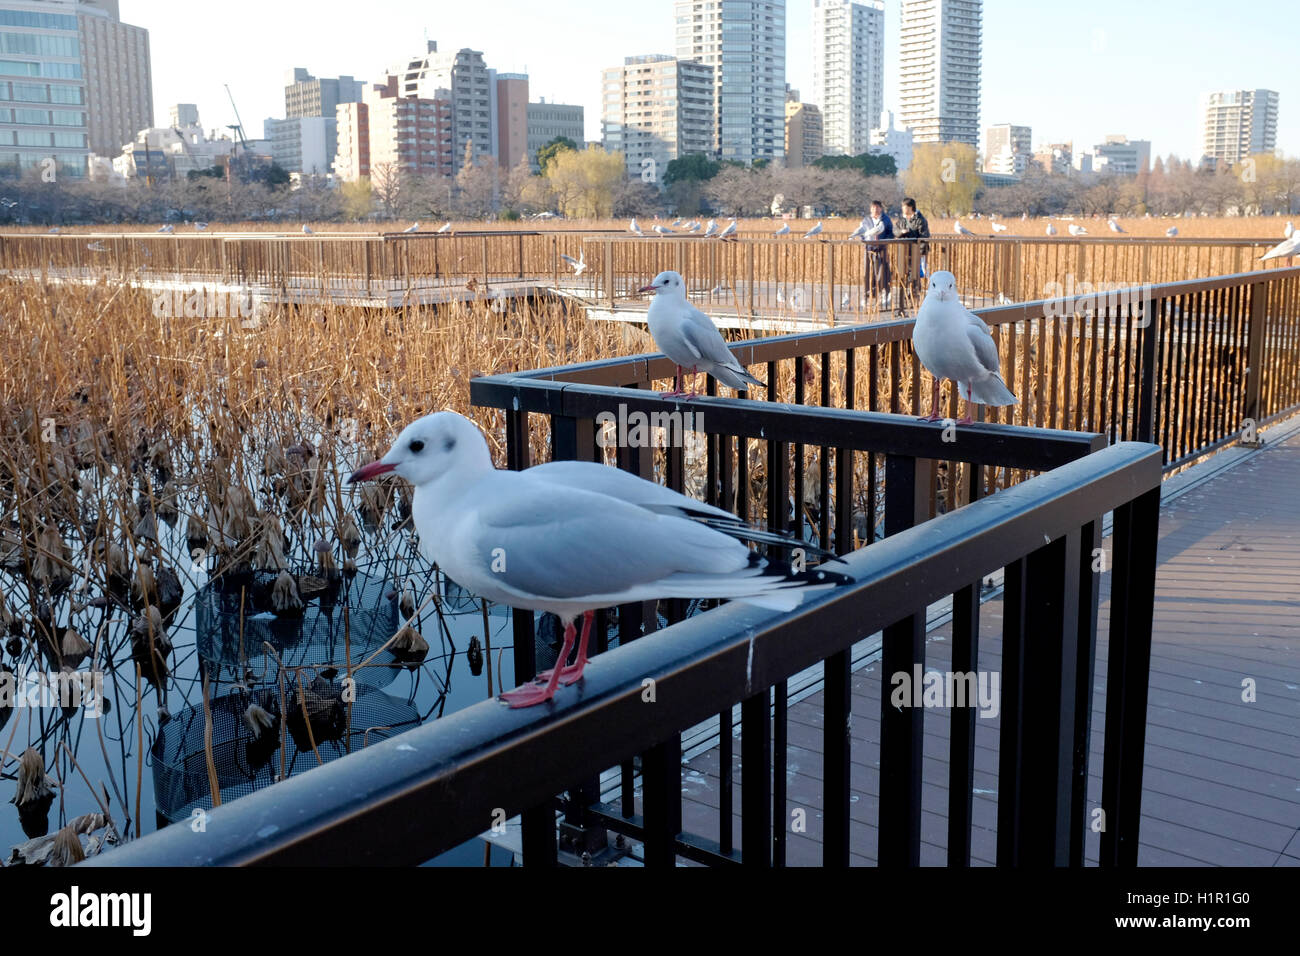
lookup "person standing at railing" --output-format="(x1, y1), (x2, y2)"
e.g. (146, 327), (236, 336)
(895, 198), (930, 312)
(862, 199), (893, 310)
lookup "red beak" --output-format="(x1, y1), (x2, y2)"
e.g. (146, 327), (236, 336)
(637, 284), (657, 293)
(347, 460), (396, 483)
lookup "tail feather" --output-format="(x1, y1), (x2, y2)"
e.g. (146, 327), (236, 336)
(713, 362), (767, 390)
(963, 376), (1018, 406)
(657, 552), (854, 609)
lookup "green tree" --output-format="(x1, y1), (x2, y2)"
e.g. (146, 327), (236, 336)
(536, 136), (579, 174)
(340, 177), (373, 220)
(663, 153), (720, 186)
(903, 142), (978, 217)
(544, 146), (626, 217)
(813, 152), (896, 177)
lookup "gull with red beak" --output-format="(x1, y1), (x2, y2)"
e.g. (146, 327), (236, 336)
(638, 270), (766, 398)
(347, 411), (848, 707)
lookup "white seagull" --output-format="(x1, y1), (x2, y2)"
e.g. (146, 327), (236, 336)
(1166, 227), (1179, 237)
(1045, 222), (1058, 236)
(1068, 223), (1087, 236)
(703, 219), (718, 237)
(911, 270), (1018, 424)
(653, 224), (675, 236)
(157, 224), (174, 234)
(629, 217), (644, 237)
(954, 221), (974, 236)
(639, 270), (766, 398)
(436, 222), (452, 234)
(302, 224), (313, 235)
(1108, 219), (1125, 233)
(347, 412), (849, 707)
(194, 222), (208, 231)
(774, 222), (791, 236)
(559, 250), (587, 276)
(717, 219), (738, 240)
(403, 222), (421, 233)
(803, 220), (823, 239)
(1284, 221), (1295, 239)
(1260, 234), (1300, 262)
(848, 217), (869, 240)
(48, 227), (60, 234)
(991, 222), (1008, 233)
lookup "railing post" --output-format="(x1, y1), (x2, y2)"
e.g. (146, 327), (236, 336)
(1135, 293), (1160, 443)
(605, 239), (614, 308)
(1241, 279), (1268, 435)
(1070, 518), (1102, 866)
(1100, 485), (1161, 867)
(878, 453), (928, 867)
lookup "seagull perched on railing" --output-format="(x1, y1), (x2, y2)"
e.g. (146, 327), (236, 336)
(1045, 222), (1057, 236)
(403, 222), (420, 233)
(954, 221), (974, 236)
(157, 224), (174, 233)
(629, 217), (644, 236)
(1283, 221), (1294, 239)
(1068, 223), (1087, 236)
(991, 222), (1007, 233)
(194, 222), (208, 231)
(639, 269), (766, 398)
(436, 222), (452, 234)
(48, 226), (60, 234)
(347, 411), (850, 707)
(703, 218), (718, 237)
(717, 218), (737, 240)
(1260, 234), (1300, 262)
(774, 222), (791, 236)
(1108, 218), (1125, 233)
(1166, 227), (1179, 237)
(559, 250), (587, 276)
(803, 220), (823, 239)
(848, 217), (868, 239)
(911, 270), (1018, 425)
(653, 224), (675, 236)
(302, 224), (313, 234)
(671, 217), (684, 227)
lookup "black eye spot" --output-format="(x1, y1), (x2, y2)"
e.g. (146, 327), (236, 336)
(443, 438), (456, 452)
(409, 440), (424, 453)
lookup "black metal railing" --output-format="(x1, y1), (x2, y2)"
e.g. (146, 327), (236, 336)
(90, 441), (1161, 867)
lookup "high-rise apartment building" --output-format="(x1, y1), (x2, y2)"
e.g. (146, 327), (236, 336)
(898, 0), (981, 147)
(263, 115), (329, 175)
(1201, 89), (1278, 166)
(494, 72), (528, 169)
(526, 99), (584, 171)
(77, 0), (151, 156)
(984, 122), (1030, 175)
(386, 41), (491, 171)
(674, 0), (786, 165)
(1092, 134), (1150, 175)
(332, 76), (454, 182)
(284, 67), (364, 175)
(783, 88), (822, 168)
(811, 0), (883, 157)
(601, 54), (713, 180)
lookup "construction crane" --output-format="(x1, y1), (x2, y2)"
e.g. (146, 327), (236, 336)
(224, 83), (249, 150)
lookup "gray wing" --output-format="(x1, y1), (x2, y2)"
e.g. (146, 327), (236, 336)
(680, 305), (738, 368)
(525, 461), (737, 521)
(966, 322), (1003, 376)
(469, 483), (745, 600)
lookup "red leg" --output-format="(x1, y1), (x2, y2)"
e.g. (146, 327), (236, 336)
(501, 620), (575, 708)
(557, 610), (594, 685)
(685, 366), (701, 398)
(660, 365), (689, 399)
(956, 383), (974, 425)
(919, 376), (945, 422)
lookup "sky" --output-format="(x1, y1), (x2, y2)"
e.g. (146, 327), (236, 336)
(126, 0), (1298, 162)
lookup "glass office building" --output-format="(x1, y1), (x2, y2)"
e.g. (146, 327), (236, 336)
(0, 1), (90, 178)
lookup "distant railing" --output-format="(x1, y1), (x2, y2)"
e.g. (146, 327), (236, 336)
(0, 231), (1292, 319)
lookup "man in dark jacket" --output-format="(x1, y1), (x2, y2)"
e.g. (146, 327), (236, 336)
(895, 197), (930, 309)
(862, 199), (893, 309)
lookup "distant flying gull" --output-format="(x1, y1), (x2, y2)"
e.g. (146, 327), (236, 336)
(346, 412), (850, 707)
(639, 270), (766, 397)
(703, 219), (718, 237)
(436, 222), (452, 234)
(1107, 219), (1125, 233)
(803, 220), (823, 239)
(991, 222), (1007, 233)
(1166, 227), (1179, 237)
(911, 270), (1018, 424)
(1068, 224), (1087, 236)
(954, 221), (974, 236)
(559, 250), (587, 276)
(1045, 222), (1058, 236)
(629, 217), (644, 236)
(0, 197), (17, 208)
(774, 222), (791, 236)
(403, 222), (420, 233)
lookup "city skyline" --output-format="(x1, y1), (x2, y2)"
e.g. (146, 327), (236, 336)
(124, 0), (1298, 164)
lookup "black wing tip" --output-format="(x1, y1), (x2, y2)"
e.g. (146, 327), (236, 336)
(747, 551), (855, 586)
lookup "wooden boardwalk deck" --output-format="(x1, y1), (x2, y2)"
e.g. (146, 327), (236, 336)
(671, 418), (1300, 866)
